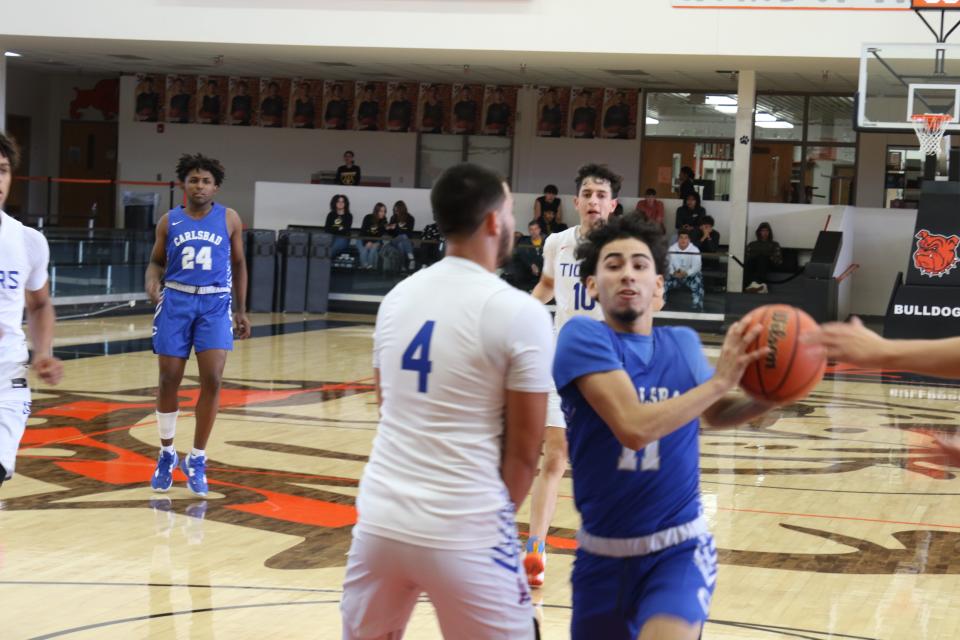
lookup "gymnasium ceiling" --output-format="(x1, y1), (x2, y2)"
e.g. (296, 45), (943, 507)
(0, 36), (860, 93)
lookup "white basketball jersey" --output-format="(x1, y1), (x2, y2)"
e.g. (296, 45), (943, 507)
(0, 211), (49, 396)
(541, 225), (605, 332)
(357, 256), (555, 550)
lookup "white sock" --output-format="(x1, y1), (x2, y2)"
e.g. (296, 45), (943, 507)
(191, 448), (206, 459)
(157, 410), (179, 440)
(161, 444), (175, 454)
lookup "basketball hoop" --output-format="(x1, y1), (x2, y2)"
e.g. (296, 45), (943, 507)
(911, 113), (953, 156)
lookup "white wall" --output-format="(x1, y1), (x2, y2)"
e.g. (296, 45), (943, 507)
(855, 130), (919, 208)
(0, 2), (934, 60)
(848, 206), (917, 316)
(116, 75), (418, 226)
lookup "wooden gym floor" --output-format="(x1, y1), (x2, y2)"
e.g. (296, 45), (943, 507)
(2, 312), (960, 639)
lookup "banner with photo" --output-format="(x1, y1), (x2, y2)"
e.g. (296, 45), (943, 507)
(196, 76), (228, 125)
(386, 82), (418, 133)
(322, 81), (354, 130)
(568, 87), (603, 139)
(481, 85), (518, 136)
(354, 81), (386, 131)
(601, 88), (639, 139)
(535, 86), (569, 138)
(450, 83), (484, 135)
(228, 77), (259, 126)
(164, 75), (196, 124)
(134, 73), (164, 122)
(259, 78), (290, 128)
(288, 79), (324, 129)
(417, 83), (451, 134)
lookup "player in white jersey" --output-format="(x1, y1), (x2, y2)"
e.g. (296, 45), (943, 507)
(524, 163), (622, 586)
(341, 163), (555, 639)
(0, 132), (63, 488)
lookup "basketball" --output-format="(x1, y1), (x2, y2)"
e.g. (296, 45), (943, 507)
(739, 304), (826, 405)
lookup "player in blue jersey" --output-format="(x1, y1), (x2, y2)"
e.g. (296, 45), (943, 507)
(553, 214), (776, 640)
(146, 153), (250, 497)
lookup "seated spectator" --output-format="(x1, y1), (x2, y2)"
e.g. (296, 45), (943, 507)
(744, 221), (783, 293)
(635, 188), (665, 231)
(534, 184), (562, 230)
(418, 221), (444, 268)
(675, 192), (706, 235)
(663, 229), (704, 312)
(505, 221), (545, 292)
(324, 194), (353, 259)
(358, 202), (388, 269)
(695, 215), (720, 253)
(386, 200), (417, 271)
(541, 208), (568, 237)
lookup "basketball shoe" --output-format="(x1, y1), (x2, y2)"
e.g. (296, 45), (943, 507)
(524, 536), (546, 587)
(180, 453), (208, 497)
(150, 449), (178, 492)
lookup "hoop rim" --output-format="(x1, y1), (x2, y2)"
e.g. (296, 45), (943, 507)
(910, 113), (955, 126)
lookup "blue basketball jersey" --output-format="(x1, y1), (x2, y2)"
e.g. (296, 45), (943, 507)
(554, 318), (713, 539)
(164, 204), (232, 288)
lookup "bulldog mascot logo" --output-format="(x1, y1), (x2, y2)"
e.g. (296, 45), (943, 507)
(913, 229), (960, 277)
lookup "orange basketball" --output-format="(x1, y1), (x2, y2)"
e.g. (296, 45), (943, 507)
(739, 304), (826, 405)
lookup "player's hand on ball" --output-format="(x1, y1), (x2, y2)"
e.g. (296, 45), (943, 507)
(714, 319), (767, 391)
(32, 355), (63, 385)
(234, 313), (252, 340)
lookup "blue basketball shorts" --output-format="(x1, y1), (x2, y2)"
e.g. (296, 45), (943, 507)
(152, 288), (234, 358)
(571, 534), (718, 640)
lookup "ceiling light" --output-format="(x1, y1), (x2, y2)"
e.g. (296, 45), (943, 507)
(646, 116), (660, 125)
(754, 112), (777, 122)
(714, 105), (738, 114)
(4, 51), (21, 58)
(705, 95), (737, 106)
(756, 121), (794, 129)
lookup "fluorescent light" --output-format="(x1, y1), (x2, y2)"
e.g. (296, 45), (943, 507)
(714, 105), (738, 114)
(756, 121), (794, 129)
(646, 116), (660, 125)
(754, 112), (777, 122)
(4, 51), (21, 58)
(706, 95), (737, 106)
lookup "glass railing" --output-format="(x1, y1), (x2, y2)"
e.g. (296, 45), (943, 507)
(42, 229), (153, 300)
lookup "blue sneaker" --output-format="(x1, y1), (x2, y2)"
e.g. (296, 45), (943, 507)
(151, 449), (178, 492)
(180, 453), (209, 497)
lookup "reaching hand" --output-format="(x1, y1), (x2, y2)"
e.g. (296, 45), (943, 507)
(713, 319), (768, 391)
(802, 316), (883, 367)
(234, 313), (252, 340)
(32, 354), (64, 386)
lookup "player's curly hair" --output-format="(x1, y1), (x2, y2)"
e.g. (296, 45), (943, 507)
(0, 131), (21, 170)
(175, 153), (225, 186)
(575, 163), (622, 199)
(576, 213), (668, 283)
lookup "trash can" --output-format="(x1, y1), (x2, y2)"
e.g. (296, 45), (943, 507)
(307, 232), (333, 313)
(275, 229), (309, 313)
(122, 191), (160, 230)
(244, 229), (276, 312)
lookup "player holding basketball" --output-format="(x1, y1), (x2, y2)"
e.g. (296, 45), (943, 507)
(146, 153), (250, 497)
(555, 215), (774, 640)
(341, 164), (553, 639)
(0, 132), (63, 489)
(525, 163), (618, 587)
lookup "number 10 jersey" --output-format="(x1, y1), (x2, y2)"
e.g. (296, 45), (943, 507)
(541, 225), (605, 333)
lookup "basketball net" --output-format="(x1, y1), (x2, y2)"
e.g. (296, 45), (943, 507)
(911, 113), (953, 156)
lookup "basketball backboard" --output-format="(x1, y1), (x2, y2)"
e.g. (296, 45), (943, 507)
(858, 43), (960, 132)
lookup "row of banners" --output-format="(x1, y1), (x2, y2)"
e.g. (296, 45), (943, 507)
(133, 74), (640, 139)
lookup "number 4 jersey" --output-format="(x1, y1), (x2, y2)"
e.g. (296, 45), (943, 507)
(357, 256), (555, 550)
(163, 203), (232, 289)
(541, 226), (605, 332)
